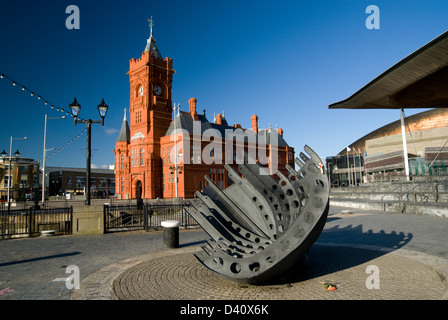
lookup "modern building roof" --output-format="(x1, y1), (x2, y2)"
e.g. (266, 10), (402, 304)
(329, 30), (448, 110)
(45, 166), (114, 175)
(336, 108), (448, 156)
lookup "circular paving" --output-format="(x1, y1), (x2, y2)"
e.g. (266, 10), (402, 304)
(113, 244), (448, 300)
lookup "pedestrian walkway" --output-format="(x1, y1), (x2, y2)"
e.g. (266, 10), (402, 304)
(74, 206), (448, 300)
(0, 229), (206, 300)
(110, 244), (447, 300)
(0, 206), (447, 300)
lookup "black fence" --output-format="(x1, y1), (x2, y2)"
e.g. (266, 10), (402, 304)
(0, 207), (73, 239)
(104, 203), (198, 233)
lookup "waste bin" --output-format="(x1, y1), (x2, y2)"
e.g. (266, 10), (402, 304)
(161, 220), (181, 248)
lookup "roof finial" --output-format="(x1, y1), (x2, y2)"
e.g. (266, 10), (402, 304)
(123, 108), (127, 121)
(148, 16), (154, 37)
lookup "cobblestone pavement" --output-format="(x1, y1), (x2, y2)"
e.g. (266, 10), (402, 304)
(0, 229), (205, 300)
(1, 206), (448, 300)
(112, 245), (447, 300)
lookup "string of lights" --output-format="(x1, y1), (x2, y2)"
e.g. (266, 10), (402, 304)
(0, 72), (84, 121)
(37, 127), (87, 163)
(0, 71), (90, 162)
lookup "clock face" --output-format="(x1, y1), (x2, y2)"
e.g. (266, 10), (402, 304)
(154, 85), (162, 96)
(138, 86), (144, 96)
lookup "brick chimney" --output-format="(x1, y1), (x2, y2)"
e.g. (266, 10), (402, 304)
(216, 113), (222, 125)
(251, 114), (258, 134)
(277, 127), (283, 137)
(189, 97), (198, 120)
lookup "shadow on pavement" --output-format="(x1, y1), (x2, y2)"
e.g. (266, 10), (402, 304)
(179, 239), (206, 248)
(0, 252), (81, 267)
(319, 224), (413, 249)
(261, 224), (412, 286)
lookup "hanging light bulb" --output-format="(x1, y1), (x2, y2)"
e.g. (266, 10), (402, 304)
(12, 81), (16, 86)
(22, 86), (25, 91)
(30, 92), (34, 96)
(0, 74), (4, 79)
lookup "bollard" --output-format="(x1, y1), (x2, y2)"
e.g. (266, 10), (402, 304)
(161, 220), (181, 248)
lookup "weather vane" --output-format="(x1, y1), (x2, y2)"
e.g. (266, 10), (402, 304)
(148, 16), (154, 36)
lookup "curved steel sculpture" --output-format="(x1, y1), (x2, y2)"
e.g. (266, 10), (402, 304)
(186, 145), (330, 284)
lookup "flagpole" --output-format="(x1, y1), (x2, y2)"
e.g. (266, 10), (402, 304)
(364, 149), (368, 182)
(346, 147), (351, 186)
(359, 148), (362, 184)
(400, 108), (410, 181)
(352, 148), (357, 186)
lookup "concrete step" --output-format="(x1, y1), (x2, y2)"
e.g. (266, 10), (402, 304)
(330, 191), (448, 202)
(336, 180), (448, 194)
(330, 198), (448, 217)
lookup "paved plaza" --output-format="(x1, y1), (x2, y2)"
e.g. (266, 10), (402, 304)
(0, 206), (447, 301)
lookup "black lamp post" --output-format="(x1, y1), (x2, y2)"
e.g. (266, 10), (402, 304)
(69, 97), (108, 205)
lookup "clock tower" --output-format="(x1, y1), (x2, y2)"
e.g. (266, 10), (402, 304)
(126, 18), (175, 199)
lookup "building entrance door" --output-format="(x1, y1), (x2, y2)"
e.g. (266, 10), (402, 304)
(136, 181), (142, 199)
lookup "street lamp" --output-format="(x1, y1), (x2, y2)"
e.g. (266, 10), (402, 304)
(69, 97), (109, 205)
(69, 97), (81, 123)
(42, 114), (67, 206)
(97, 98), (108, 126)
(3, 137), (28, 211)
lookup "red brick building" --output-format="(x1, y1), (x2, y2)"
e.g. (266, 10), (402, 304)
(114, 24), (294, 199)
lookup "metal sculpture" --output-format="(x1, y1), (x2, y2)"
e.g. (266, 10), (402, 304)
(186, 145), (330, 284)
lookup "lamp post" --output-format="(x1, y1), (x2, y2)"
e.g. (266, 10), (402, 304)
(69, 97), (108, 205)
(171, 103), (184, 198)
(1, 137), (28, 211)
(42, 114), (66, 206)
(1, 149), (6, 208)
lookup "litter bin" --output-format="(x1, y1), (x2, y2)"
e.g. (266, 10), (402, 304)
(161, 220), (181, 248)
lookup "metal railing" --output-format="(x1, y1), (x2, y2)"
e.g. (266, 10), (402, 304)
(103, 202), (198, 233)
(380, 176), (447, 212)
(0, 207), (72, 239)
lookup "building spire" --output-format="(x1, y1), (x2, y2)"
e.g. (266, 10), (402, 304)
(117, 108), (130, 143)
(148, 16), (154, 37)
(144, 16), (162, 59)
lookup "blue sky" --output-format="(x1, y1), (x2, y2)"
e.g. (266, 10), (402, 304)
(0, 0), (447, 169)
